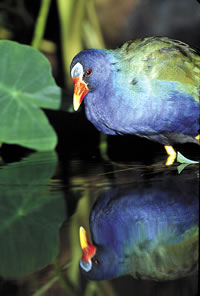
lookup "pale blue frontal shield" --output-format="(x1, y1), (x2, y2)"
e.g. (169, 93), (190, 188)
(80, 259), (92, 272)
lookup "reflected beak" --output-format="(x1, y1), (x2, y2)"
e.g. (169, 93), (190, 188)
(79, 226), (96, 262)
(72, 77), (89, 111)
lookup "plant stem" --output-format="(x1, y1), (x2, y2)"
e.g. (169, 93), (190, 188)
(31, 0), (52, 49)
(86, 0), (105, 48)
(32, 275), (59, 296)
(57, 0), (86, 87)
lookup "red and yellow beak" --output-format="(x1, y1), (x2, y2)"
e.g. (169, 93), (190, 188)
(79, 226), (96, 262)
(72, 77), (89, 111)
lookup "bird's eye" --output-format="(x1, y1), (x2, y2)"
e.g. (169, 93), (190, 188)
(85, 69), (92, 77)
(92, 257), (100, 265)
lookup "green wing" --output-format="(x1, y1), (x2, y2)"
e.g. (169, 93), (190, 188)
(118, 36), (200, 102)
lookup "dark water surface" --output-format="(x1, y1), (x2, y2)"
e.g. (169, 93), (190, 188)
(0, 150), (198, 296)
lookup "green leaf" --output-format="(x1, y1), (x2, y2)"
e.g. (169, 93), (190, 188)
(177, 151), (199, 164)
(177, 163), (190, 174)
(0, 152), (67, 278)
(0, 40), (62, 151)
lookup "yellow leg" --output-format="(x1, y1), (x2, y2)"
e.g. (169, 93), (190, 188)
(164, 145), (177, 166)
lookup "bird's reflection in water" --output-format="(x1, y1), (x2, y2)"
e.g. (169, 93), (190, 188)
(79, 166), (198, 285)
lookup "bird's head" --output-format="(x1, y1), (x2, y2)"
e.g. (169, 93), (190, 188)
(79, 226), (123, 281)
(70, 49), (111, 111)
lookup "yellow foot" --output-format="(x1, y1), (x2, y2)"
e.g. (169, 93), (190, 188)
(195, 135), (200, 141)
(164, 145), (177, 166)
